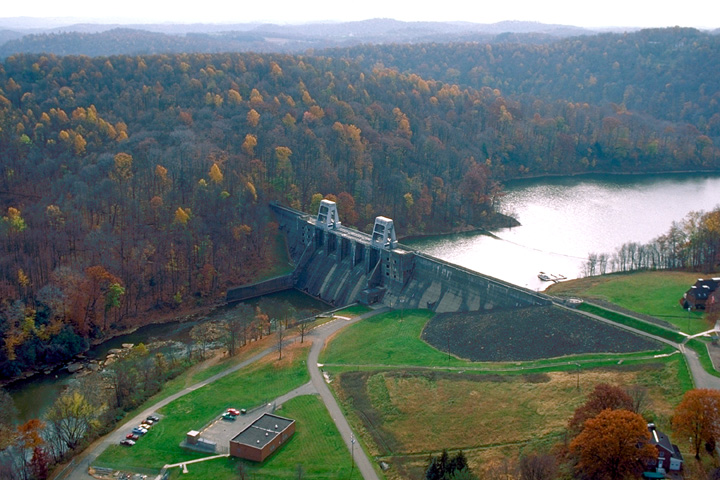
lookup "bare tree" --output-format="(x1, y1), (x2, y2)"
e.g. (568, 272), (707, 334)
(190, 321), (222, 359)
(0, 388), (17, 450)
(518, 452), (557, 480)
(225, 304), (253, 356)
(298, 318), (314, 343)
(276, 325), (286, 360)
(625, 385), (649, 415)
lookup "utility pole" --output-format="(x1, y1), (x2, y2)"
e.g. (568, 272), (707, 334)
(575, 363), (581, 391)
(350, 433), (355, 477)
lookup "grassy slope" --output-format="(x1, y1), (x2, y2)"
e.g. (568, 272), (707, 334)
(547, 271), (714, 334)
(331, 356), (690, 480)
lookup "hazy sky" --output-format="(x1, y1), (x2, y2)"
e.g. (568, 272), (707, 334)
(2, 0), (716, 29)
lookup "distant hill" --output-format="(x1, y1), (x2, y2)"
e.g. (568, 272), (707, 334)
(0, 18), (596, 57)
(0, 29), (23, 46)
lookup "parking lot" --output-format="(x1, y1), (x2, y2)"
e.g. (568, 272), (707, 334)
(194, 404), (275, 449)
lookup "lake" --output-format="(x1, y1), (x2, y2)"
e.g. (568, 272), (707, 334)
(406, 173), (720, 292)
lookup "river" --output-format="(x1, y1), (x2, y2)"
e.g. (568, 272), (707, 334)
(6, 290), (329, 423)
(7, 173), (720, 421)
(406, 173), (720, 292)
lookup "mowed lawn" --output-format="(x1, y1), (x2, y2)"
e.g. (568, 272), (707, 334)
(547, 270), (715, 334)
(165, 395), (356, 480)
(320, 309), (461, 367)
(96, 342), (311, 471)
(332, 356), (690, 480)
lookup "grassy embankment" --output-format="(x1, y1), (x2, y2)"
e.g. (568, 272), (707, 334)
(320, 309), (674, 372)
(547, 271), (720, 377)
(320, 309), (692, 479)
(546, 271), (710, 334)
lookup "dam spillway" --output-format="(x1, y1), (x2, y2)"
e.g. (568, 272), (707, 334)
(227, 201), (551, 313)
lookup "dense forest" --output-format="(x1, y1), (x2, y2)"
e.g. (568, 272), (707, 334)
(1, 27), (719, 378)
(329, 27), (720, 134)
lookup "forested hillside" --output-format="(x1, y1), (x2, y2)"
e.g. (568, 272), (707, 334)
(329, 28), (720, 136)
(1, 29), (719, 377)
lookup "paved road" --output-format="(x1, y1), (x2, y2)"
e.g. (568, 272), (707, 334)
(562, 302), (720, 390)
(64, 300), (719, 480)
(306, 308), (388, 480)
(62, 344), (281, 480)
(63, 308), (386, 480)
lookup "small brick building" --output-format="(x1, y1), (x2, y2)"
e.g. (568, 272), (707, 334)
(229, 413), (295, 462)
(680, 277), (720, 310)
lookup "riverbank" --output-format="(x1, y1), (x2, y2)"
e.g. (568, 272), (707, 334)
(501, 169), (720, 183)
(0, 302), (222, 390)
(399, 211), (519, 242)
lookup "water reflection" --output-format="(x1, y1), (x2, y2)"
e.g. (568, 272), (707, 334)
(407, 173), (720, 291)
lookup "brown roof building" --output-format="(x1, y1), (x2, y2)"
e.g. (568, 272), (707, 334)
(229, 413), (295, 462)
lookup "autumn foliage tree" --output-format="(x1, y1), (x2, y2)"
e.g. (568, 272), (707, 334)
(672, 388), (720, 459)
(568, 383), (634, 434)
(570, 409), (657, 480)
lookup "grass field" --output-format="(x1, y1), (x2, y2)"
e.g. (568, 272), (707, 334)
(95, 342), (311, 471)
(163, 395), (356, 480)
(547, 271), (715, 334)
(321, 308), (668, 369)
(331, 356), (690, 480)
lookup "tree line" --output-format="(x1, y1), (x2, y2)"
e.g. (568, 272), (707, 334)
(583, 205), (720, 276)
(329, 27), (720, 143)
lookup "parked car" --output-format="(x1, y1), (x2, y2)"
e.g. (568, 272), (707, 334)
(147, 415), (160, 422)
(227, 408), (240, 416)
(139, 423), (152, 430)
(126, 433), (139, 440)
(132, 427), (147, 435)
(143, 419), (154, 425)
(221, 412), (236, 421)
(120, 439), (135, 446)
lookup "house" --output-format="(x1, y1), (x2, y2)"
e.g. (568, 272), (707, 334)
(229, 413), (295, 462)
(645, 423), (683, 475)
(680, 277), (720, 311)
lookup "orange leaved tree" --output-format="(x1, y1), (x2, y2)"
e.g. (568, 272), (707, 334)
(570, 409), (657, 480)
(672, 388), (720, 459)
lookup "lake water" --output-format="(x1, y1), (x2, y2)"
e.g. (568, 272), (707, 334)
(406, 173), (720, 292)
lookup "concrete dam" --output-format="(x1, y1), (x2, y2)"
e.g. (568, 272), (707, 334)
(227, 201), (551, 313)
